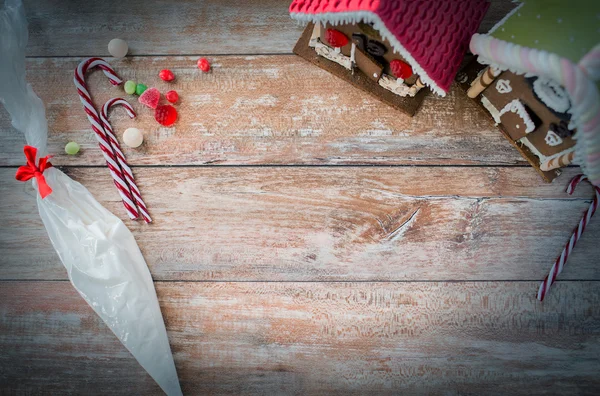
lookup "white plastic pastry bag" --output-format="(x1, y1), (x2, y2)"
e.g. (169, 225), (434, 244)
(0, 1), (182, 394)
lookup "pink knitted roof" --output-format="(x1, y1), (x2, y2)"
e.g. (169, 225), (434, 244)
(290, 0), (489, 96)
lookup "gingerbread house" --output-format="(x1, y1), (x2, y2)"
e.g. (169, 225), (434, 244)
(461, 0), (600, 184)
(290, 0), (490, 116)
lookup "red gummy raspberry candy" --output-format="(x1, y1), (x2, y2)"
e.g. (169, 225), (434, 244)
(197, 58), (210, 72)
(166, 90), (179, 103)
(390, 59), (413, 80)
(155, 104), (178, 127)
(159, 69), (175, 82)
(138, 87), (161, 109)
(326, 29), (348, 48)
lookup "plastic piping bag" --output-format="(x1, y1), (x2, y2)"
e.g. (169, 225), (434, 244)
(0, 1), (182, 394)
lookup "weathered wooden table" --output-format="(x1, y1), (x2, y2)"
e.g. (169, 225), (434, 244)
(1, 1), (599, 394)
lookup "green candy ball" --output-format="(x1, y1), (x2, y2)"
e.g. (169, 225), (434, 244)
(135, 83), (148, 95)
(124, 80), (137, 95)
(65, 141), (80, 155)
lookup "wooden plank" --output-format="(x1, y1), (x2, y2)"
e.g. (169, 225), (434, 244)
(0, 56), (524, 166)
(1, 167), (598, 281)
(22, 0), (517, 57)
(1, 281), (599, 394)
(23, 0), (304, 57)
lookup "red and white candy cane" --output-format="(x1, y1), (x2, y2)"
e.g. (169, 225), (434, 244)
(73, 58), (139, 220)
(537, 174), (600, 301)
(100, 98), (152, 223)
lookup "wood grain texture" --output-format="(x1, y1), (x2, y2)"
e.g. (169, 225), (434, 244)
(2, 167), (598, 281)
(1, 281), (599, 395)
(22, 0), (517, 57)
(24, 0), (304, 56)
(0, 56), (524, 166)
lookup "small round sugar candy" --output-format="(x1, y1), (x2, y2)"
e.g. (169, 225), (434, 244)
(123, 128), (144, 148)
(166, 90), (179, 103)
(135, 83), (148, 95)
(108, 38), (128, 58)
(124, 80), (137, 95)
(197, 58), (210, 72)
(65, 141), (80, 155)
(159, 69), (175, 82)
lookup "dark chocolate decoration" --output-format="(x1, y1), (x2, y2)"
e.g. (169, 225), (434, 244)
(366, 39), (387, 57)
(550, 120), (575, 139)
(357, 22), (381, 39)
(352, 33), (367, 51)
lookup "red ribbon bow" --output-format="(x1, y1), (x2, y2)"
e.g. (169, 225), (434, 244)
(15, 145), (53, 199)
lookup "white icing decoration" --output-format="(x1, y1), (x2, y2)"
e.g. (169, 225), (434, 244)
(520, 136), (547, 162)
(313, 40), (352, 70)
(456, 72), (468, 84)
(545, 130), (564, 146)
(373, 72), (378, 78)
(378, 74), (411, 97)
(532, 78), (571, 113)
(495, 79), (512, 94)
(481, 96), (501, 123)
(498, 99), (536, 133)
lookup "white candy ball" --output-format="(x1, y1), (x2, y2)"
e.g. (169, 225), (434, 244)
(123, 128), (144, 148)
(108, 38), (129, 58)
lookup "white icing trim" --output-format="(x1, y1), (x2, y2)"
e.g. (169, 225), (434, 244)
(290, 11), (446, 96)
(521, 136), (576, 164)
(544, 130), (564, 146)
(487, 2), (524, 34)
(532, 77), (571, 113)
(498, 99), (536, 133)
(520, 136), (548, 162)
(544, 147), (576, 163)
(313, 41), (352, 70)
(481, 95), (501, 123)
(495, 79), (512, 94)
(378, 74), (412, 97)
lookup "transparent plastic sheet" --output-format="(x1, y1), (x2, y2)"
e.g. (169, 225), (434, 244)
(0, 1), (182, 394)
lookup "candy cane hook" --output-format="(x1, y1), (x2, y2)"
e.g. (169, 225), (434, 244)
(537, 174), (600, 301)
(101, 98), (152, 223)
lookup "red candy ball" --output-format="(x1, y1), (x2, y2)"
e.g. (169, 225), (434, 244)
(166, 90), (179, 103)
(155, 105), (178, 127)
(159, 69), (175, 82)
(390, 59), (413, 80)
(325, 29), (348, 48)
(197, 58), (210, 72)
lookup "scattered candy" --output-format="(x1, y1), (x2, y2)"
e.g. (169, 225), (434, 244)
(326, 29), (348, 48)
(135, 83), (148, 96)
(65, 141), (80, 155)
(124, 80), (137, 95)
(138, 87), (161, 109)
(390, 59), (413, 79)
(123, 128), (144, 148)
(166, 90), (179, 103)
(159, 69), (175, 82)
(155, 105), (178, 127)
(108, 38), (128, 58)
(197, 58), (210, 72)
